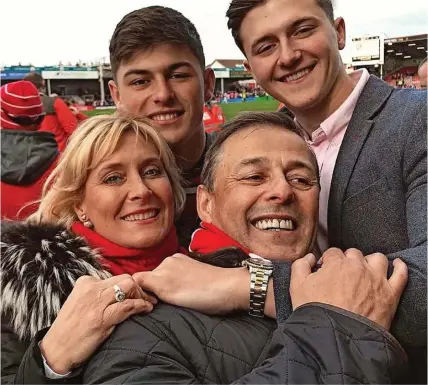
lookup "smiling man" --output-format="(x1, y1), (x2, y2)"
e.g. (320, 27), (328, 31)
(226, 0), (427, 381)
(196, 112), (320, 261)
(108, 6), (216, 246)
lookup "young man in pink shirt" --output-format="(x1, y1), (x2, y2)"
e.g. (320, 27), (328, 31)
(226, 0), (427, 382)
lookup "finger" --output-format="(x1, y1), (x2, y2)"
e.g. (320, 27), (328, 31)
(104, 299), (154, 326)
(291, 253), (317, 284)
(101, 276), (144, 305)
(98, 274), (133, 289)
(365, 253), (389, 276)
(140, 289), (158, 305)
(133, 272), (161, 295)
(344, 248), (365, 262)
(320, 248), (345, 265)
(388, 258), (408, 297)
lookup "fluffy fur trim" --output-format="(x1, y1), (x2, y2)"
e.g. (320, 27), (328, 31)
(1, 221), (111, 341)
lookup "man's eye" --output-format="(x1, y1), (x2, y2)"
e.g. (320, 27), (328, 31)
(170, 73), (190, 80)
(243, 174), (264, 182)
(258, 44), (275, 54)
(104, 175), (123, 184)
(131, 79), (149, 86)
(288, 176), (315, 190)
(295, 26), (315, 36)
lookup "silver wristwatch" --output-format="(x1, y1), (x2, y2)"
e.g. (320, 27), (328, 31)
(242, 253), (274, 317)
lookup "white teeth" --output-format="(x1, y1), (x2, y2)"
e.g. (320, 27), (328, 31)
(151, 113), (179, 121)
(254, 219), (295, 231)
(285, 67), (311, 82)
(123, 210), (157, 221)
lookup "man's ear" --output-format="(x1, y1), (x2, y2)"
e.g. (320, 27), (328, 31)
(108, 80), (122, 109)
(197, 185), (214, 223)
(334, 17), (346, 50)
(243, 59), (252, 73)
(203, 67), (215, 102)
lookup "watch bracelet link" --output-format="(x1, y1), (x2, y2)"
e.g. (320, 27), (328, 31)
(249, 268), (270, 317)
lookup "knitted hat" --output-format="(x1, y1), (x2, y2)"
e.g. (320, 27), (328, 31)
(0, 80), (44, 130)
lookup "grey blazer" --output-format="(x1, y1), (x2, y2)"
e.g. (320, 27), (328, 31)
(274, 76), (427, 377)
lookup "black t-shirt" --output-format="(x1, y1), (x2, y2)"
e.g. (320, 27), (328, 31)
(176, 132), (218, 248)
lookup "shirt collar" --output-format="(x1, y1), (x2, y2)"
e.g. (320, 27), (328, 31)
(309, 69), (371, 144)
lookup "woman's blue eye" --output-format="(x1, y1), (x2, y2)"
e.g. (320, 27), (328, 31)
(104, 175), (123, 184)
(143, 167), (162, 177)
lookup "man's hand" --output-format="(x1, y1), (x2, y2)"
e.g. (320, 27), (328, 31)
(290, 248), (408, 330)
(133, 253), (250, 315)
(40, 275), (156, 374)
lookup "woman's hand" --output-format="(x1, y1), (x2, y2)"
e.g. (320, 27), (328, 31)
(39, 274), (156, 374)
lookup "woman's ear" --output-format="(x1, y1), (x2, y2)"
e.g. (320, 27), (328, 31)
(196, 185), (214, 223)
(73, 202), (86, 221)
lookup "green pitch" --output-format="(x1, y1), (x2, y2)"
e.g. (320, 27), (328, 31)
(84, 98), (280, 121)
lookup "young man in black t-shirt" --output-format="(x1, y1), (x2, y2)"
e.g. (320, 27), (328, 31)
(108, 6), (216, 246)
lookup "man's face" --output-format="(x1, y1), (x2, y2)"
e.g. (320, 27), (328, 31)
(109, 44), (214, 148)
(198, 126), (319, 261)
(240, 0), (346, 111)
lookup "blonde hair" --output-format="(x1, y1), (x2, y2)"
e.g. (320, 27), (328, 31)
(29, 115), (185, 228)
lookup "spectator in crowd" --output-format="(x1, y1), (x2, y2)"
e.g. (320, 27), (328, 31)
(64, 98), (88, 122)
(418, 57), (427, 88)
(226, 0), (427, 381)
(82, 112), (409, 384)
(24, 72), (79, 151)
(1, 80), (59, 220)
(1, 115), (185, 384)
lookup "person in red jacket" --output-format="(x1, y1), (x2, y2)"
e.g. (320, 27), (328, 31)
(1, 80), (59, 220)
(24, 72), (79, 151)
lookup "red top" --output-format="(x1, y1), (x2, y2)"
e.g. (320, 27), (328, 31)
(71, 222), (185, 275)
(189, 222), (250, 255)
(40, 98), (79, 151)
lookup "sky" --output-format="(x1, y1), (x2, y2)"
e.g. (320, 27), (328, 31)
(1, 0), (427, 67)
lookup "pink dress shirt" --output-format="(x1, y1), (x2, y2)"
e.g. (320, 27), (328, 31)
(307, 69), (370, 256)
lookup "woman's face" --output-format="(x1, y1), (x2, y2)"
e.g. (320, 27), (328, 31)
(75, 131), (175, 249)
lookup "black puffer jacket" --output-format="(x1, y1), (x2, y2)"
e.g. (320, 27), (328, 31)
(1, 221), (111, 384)
(83, 302), (408, 384)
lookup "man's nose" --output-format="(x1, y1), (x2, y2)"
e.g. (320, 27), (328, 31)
(266, 174), (295, 204)
(278, 40), (302, 68)
(153, 79), (175, 104)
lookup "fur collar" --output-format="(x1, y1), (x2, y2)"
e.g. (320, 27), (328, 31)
(1, 221), (111, 341)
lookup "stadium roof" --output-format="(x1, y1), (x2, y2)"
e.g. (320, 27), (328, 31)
(208, 59), (245, 68)
(384, 33), (427, 61)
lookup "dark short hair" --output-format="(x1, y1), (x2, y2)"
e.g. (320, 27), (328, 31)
(109, 6), (205, 79)
(24, 72), (44, 90)
(226, 0), (334, 53)
(201, 111), (319, 191)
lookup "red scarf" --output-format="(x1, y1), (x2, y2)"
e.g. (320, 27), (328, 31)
(71, 222), (183, 276)
(189, 222), (250, 255)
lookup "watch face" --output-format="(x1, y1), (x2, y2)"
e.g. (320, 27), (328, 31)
(247, 253), (273, 267)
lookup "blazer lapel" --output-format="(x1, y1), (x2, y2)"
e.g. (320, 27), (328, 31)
(328, 76), (394, 247)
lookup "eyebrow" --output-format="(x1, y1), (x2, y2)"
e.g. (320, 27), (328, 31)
(123, 62), (194, 79)
(233, 157), (317, 175)
(234, 156), (270, 172)
(250, 17), (319, 52)
(96, 157), (161, 175)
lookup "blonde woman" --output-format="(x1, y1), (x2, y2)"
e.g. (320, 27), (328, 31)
(1, 115), (186, 384)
